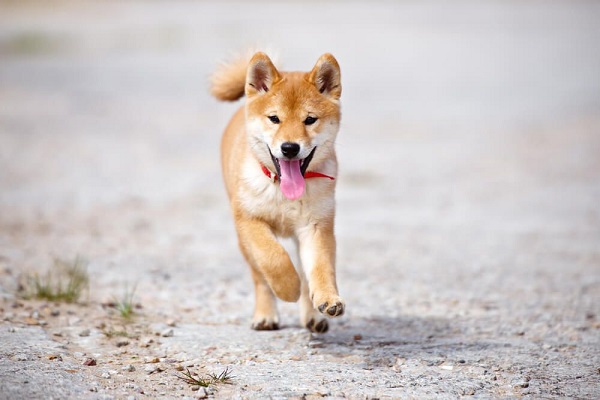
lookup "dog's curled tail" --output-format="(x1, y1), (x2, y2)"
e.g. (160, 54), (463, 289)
(210, 50), (279, 102)
(210, 53), (250, 102)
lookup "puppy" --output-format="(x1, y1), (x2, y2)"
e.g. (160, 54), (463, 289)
(211, 52), (344, 333)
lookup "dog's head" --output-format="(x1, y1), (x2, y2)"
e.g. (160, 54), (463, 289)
(244, 52), (341, 200)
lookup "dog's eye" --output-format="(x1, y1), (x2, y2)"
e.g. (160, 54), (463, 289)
(304, 116), (318, 125)
(268, 115), (280, 124)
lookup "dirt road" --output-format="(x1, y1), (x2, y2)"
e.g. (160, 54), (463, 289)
(1, 1), (599, 398)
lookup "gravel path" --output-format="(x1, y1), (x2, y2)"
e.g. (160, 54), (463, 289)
(1, 1), (599, 399)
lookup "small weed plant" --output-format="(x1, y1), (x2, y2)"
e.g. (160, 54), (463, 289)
(176, 366), (234, 388)
(24, 257), (89, 303)
(113, 285), (137, 319)
(102, 329), (135, 339)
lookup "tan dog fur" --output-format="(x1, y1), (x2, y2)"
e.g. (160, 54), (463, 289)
(211, 52), (344, 333)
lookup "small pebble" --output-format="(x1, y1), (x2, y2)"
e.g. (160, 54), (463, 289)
(161, 329), (174, 337)
(144, 366), (156, 374)
(83, 358), (97, 366)
(145, 357), (160, 363)
(116, 339), (130, 347)
(190, 385), (200, 392)
(51, 310), (60, 317)
(79, 329), (91, 337)
(122, 364), (136, 372)
(166, 319), (177, 327)
(101, 372), (111, 379)
(13, 354), (29, 361)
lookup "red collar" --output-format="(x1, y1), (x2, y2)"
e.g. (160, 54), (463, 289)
(261, 164), (335, 182)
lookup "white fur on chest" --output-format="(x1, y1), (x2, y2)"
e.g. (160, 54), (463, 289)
(238, 158), (335, 235)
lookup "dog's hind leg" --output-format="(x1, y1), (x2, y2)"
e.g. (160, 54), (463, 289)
(238, 230), (285, 330)
(299, 275), (329, 333)
(247, 265), (280, 330)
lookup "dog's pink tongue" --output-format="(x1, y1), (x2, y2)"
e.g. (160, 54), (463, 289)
(279, 159), (305, 200)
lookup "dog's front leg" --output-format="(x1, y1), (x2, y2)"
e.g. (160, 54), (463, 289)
(297, 221), (345, 322)
(235, 213), (301, 304)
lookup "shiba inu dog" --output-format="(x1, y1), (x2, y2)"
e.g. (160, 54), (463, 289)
(211, 52), (344, 333)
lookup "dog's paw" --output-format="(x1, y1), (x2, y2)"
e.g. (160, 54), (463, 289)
(251, 317), (280, 331)
(313, 295), (345, 318)
(269, 273), (301, 303)
(306, 317), (329, 333)
(318, 300), (345, 317)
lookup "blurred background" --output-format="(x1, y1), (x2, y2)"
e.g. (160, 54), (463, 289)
(0, 0), (599, 326)
(1, 2), (599, 397)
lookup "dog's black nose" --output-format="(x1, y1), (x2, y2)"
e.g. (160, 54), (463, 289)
(281, 142), (300, 158)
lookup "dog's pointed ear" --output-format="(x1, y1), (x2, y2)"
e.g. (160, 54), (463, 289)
(308, 53), (341, 100)
(246, 52), (281, 97)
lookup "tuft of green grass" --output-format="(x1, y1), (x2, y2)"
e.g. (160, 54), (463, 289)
(25, 257), (89, 303)
(207, 367), (235, 385)
(102, 329), (130, 338)
(176, 367), (234, 388)
(6, 32), (63, 55)
(113, 285), (137, 319)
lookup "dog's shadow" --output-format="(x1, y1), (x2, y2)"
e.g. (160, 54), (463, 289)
(311, 315), (503, 367)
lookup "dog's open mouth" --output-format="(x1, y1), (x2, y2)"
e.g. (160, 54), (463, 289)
(268, 146), (316, 200)
(268, 146), (316, 178)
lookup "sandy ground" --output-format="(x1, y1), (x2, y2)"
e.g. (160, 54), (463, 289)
(1, 1), (599, 399)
